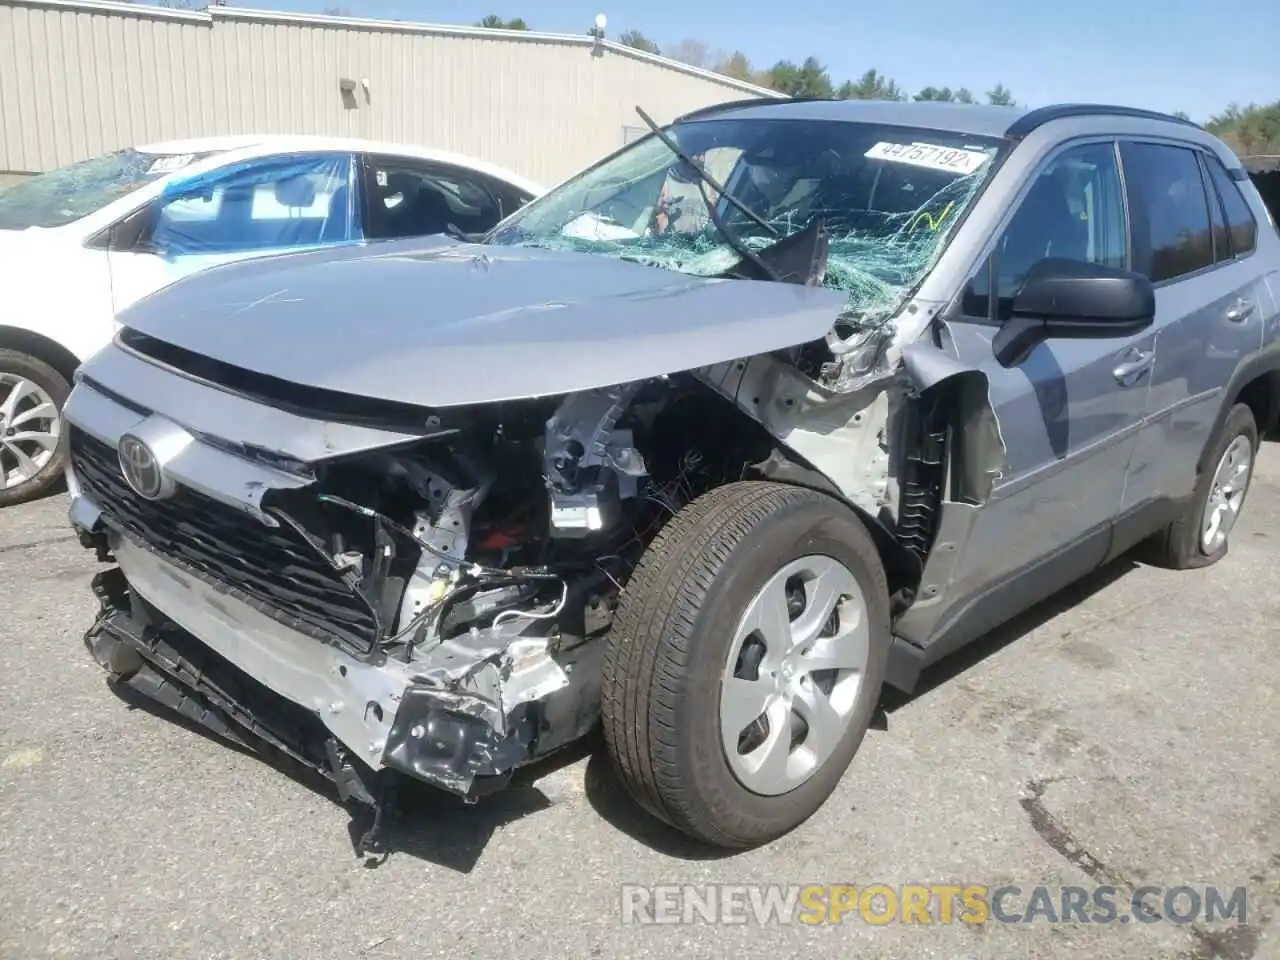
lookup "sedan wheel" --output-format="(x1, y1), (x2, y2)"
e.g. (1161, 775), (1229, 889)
(0, 350), (72, 508)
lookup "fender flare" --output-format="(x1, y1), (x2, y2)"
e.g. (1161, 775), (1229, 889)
(1197, 350), (1280, 476)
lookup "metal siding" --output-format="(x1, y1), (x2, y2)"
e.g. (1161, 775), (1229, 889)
(0, 0), (778, 182)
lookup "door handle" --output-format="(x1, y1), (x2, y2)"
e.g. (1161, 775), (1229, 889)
(1113, 350), (1154, 386)
(1225, 298), (1256, 323)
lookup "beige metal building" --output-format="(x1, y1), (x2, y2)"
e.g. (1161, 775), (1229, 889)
(0, 0), (780, 187)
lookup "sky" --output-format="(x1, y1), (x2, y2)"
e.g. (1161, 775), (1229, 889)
(231, 0), (1278, 123)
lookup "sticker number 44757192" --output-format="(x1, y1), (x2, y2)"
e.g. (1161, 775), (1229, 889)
(864, 141), (990, 175)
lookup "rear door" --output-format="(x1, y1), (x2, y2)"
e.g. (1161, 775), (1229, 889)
(1116, 141), (1267, 523)
(898, 138), (1156, 647)
(106, 151), (354, 313)
(358, 155), (513, 241)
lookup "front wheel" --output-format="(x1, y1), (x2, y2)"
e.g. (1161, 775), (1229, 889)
(600, 481), (891, 848)
(0, 349), (70, 508)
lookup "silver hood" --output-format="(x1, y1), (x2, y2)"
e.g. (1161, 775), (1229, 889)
(117, 237), (850, 408)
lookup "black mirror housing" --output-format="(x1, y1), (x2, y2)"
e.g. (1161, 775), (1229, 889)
(993, 258), (1155, 367)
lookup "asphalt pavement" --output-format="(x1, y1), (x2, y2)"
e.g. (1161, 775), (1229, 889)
(3, 448), (1280, 960)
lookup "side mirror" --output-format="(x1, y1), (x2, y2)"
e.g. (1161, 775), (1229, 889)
(993, 257), (1155, 367)
(104, 205), (160, 255)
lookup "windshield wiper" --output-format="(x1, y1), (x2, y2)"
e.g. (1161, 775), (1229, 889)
(634, 105), (782, 282)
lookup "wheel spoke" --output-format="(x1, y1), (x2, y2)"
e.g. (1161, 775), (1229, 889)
(792, 678), (844, 765)
(9, 401), (56, 428)
(720, 677), (773, 739)
(742, 698), (793, 794)
(0, 378), (38, 423)
(1, 440), (40, 484)
(736, 571), (793, 658)
(800, 607), (869, 674)
(791, 559), (856, 649)
(7, 430), (58, 451)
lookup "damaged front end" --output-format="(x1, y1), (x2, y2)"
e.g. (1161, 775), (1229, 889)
(69, 315), (1004, 839)
(67, 339), (832, 815)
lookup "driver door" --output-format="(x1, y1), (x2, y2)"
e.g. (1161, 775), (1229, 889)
(907, 138), (1157, 649)
(106, 152), (355, 314)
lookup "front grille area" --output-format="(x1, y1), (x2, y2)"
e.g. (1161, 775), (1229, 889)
(70, 427), (379, 657)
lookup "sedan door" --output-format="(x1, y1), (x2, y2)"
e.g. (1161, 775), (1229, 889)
(897, 138), (1156, 650)
(105, 151), (355, 314)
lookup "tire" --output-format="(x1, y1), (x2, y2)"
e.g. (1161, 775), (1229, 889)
(1142, 402), (1258, 570)
(600, 481), (891, 848)
(0, 348), (71, 508)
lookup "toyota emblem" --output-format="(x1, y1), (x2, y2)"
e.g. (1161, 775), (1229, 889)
(117, 434), (169, 500)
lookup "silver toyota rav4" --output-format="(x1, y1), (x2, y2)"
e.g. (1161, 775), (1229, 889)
(65, 99), (1280, 851)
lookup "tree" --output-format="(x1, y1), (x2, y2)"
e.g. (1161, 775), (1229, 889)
(322, 4), (351, 14)
(837, 69), (904, 102)
(666, 39), (713, 69)
(1171, 110), (1191, 121)
(955, 87), (976, 104)
(914, 86), (956, 102)
(714, 50), (759, 84)
(1206, 101), (1280, 157)
(618, 29), (659, 54)
(765, 57), (834, 98)
(476, 15), (528, 30)
(986, 83), (1016, 107)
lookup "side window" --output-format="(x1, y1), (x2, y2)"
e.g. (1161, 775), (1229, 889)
(362, 157), (504, 240)
(1203, 153), (1258, 258)
(1202, 157), (1231, 261)
(148, 153), (351, 255)
(963, 141), (1126, 320)
(1119, 141), (1214, 283)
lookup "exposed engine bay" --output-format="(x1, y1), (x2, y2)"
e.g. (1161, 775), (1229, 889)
(275, 376), (773, 662)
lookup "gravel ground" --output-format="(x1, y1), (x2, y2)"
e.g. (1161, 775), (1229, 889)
(3, 449), (1280, 960)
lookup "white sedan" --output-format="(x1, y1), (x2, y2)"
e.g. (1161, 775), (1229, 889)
(0, 135), (544, 505)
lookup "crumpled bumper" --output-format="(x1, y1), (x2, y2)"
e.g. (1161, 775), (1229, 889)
(74, 500), (538, 802)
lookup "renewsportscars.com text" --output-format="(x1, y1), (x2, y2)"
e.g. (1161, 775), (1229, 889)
(619, 884), (1249, 926)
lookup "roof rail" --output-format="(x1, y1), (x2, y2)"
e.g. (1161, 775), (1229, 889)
(1006, 103), (1201, 139)
(674, 96), (831, 124)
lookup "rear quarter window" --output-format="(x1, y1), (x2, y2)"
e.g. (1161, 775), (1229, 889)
(1203, 154), (1258, 257)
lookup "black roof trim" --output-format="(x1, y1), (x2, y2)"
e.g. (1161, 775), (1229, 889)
(1006, 103), (1201, 139)
(674, 96), (829, 124)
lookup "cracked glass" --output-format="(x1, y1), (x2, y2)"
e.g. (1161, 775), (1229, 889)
(488, 117), (1004, 329)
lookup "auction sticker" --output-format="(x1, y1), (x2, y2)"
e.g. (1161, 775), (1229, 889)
(146, 153), (196, 174)
(865, 141), (990, 175)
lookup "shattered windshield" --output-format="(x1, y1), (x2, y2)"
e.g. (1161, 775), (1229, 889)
(0, 148), (217, 230)
(488, 117), (1003, 324)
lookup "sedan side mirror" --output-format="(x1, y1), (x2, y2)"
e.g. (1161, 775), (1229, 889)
(106, 205), (161, 255)
(993, 257), (1156, 367)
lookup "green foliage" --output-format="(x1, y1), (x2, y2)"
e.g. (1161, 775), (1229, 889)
(837, 70), (905, 102)
(764, 57), (837, 98)
(1205, 101), (1280, 158)
(985, 83), (1016, 106)
(476, 14), (528, 30)
(619, 29), (660, 54)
